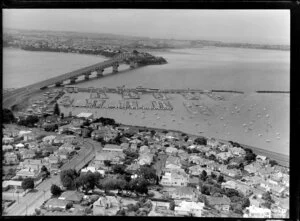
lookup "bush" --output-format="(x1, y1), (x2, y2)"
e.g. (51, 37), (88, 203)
(21, 177), (34, 190)
(50, 184), (62, 196)
(66, 202), (73, 210)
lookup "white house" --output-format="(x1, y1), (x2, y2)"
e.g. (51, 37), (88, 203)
(174, 201), (204, 217)
(244, 205), (272, 218)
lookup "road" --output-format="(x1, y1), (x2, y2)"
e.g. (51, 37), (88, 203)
(4, 138), (99, 216)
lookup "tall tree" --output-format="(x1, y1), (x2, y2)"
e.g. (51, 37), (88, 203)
(21, 178), (34, 191)
(3, 108), (15, 123)
(51, 184), (62, 196)
(53, 102), (60, 116)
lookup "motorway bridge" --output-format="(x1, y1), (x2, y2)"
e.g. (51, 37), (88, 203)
(3, 52), (138, 109)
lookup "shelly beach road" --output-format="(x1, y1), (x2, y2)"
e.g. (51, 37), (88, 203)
(4, 139), (98, 216)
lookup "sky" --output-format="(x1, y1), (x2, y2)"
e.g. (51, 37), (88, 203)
(3, 9), (290, 45)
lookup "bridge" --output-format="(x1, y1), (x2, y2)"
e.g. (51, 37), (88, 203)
(3, 52), (139, 109)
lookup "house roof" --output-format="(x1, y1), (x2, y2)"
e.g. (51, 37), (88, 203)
(173, 186), (195, 196)
(59, 191), (83, 202)
(95, 151), (124, 161)
(206, 196), (230, 205)
(77, 112), (93, 118)
(45, 198), (68, 208)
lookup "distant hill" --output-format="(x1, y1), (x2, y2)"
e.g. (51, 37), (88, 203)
(3, 28), (290, 51)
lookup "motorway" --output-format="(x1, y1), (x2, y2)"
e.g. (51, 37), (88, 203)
(4, 138), (100, 216)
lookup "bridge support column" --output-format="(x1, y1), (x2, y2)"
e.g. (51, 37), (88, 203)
(130, 61), (138, 69)
(70, 77), (77, 84)
(84, 73), (91, 80)
(55, 82), (62, 87)
(96, 69), (104, 78)
(112, 63), (119, 73)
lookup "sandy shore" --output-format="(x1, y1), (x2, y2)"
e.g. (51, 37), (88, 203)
(59, 90), (289, 159)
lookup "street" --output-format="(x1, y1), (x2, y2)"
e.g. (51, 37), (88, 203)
(4, 138), (99, 216)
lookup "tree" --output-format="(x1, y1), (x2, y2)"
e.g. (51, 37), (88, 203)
(41, 165), (50, 177)
(201, 185), (210, 195)
(208, 154), (217, 161)
(66, 202), (73, 210)
(169, 201), (175, 210)
(112, 164), (126, 175)
(261, 201), (272, 209)
(3, 108), (15, 123)
(200, 170), (208, 181)
(245, 150), (257, 163)
(269, 160), (278, 167)
(217, 175), (225, 183)
(51, 184), (62, 196)
(53, 103), (60, 116)
(211, 172), (217, 179)
(21, 178), (34, 191)
(194, 137), (207, 145)
(76, 171), (97, 194)
(242, 198), (250, 209)
(139, 165), (157, 183)
(60, 169), (78, 189)
(18, 115), (39, 127)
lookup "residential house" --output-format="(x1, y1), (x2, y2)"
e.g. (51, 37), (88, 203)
(76, 112), (94, 120)
(3, 145), (14, 152)
(45, 198), (68, 210)
(217, 144), (229, 152)
(216, 152), (233, 162)
(125, 163), (140, 174)
(222, 181), (252, 196)
(153, 201), (171, 215)
(138, 153), (154, 166)
(120, 142), (129, 150)
(249, 195), (264, 208)
(23, 132), (38, 142)
(2, 137), (14, 144)
(177, 150), (189, 161)
(139, 145), (150, 154)
(207, 138), (221, 149)
(221, 168), (242, 178)
(15, 143), (25, 150)
(160, 170), (189, 187)
(48, 154), (60, 165)
(281, 174), (289, 187)
(16, 168), (38, 178)
(91, 128), (118, 142)
(26, 141), (39, 150)
(3, 152), (19, 165)
(244, 205), (272, 218)
(21, 149), (36, 160)
(244, 162), (261, 174)
(102, 144), (123, 153)
(165, 146), (178, 156)
(270, 185), (286, 197)
(58, 191), (83, 204)
(18, 130), (32, 138)
(81, 166), (105, 176)
(228, 146), (246, 157)
(256, 155), (268, 162)
(197, 145), (211, 153)
(18, 159), (50, 172)
(42, 135), (57, 144)
(55, 149), (69, 160)
(188, 165), (212, 176)
(271, 205), (289, 218)
(93, 196), (120, 216)
(205, 196), (230, 211)
(90, 122), (103, 130)
(59, 143), (75, 153)
(54, 135), (77, 144)
(257, 167), (274, 178)
(174, 201), (204, 217)
(170, 186), (198, 201)
(94, 151), (125, 168)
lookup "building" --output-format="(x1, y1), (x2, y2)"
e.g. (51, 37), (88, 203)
(174, 201), (204, 217)
(188, 165), (212, 176)
(58, 191), (83, 203)
(42, 135), (57, 144)
(102, 144), (123, 153)
(21, 149), (36, 160)
(45, 198), (68, 210)
(160, 170), (189, 187)
(16, 168), (38, 178)
(139, 145), (150, 154)
(244, 205), (272, 218)
(3, 145), (14, 152)
(165, 156), (181, 170)
(3, 152), (19, 165)
(76, 112), (94, 120)
(165, 146), (178, 155)
(170, 186), (198, 201)
(81, 166), (105, 176)
(93, 196), (120, 216)
(18, 159), (50, 172)
(205, 196), (230, 211)
(2, 137), (14, 144)
(94, 151), (125, 168)
(138, 153), (154, 166)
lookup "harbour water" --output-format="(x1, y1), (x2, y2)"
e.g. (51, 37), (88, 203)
(3, 47), (290, 156)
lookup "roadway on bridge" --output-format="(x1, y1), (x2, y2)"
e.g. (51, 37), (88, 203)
(4, 138), (100, 216)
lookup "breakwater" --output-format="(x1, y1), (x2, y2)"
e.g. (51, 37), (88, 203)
(256, 91), (290, 94)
